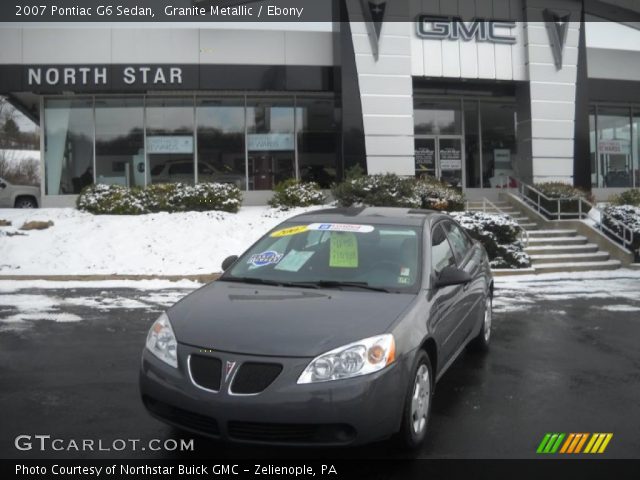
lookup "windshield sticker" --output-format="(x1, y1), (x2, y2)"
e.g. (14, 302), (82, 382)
(400, 267), (411, 277)
(308, 223), (375, 233)
(274, 250), (315, 272)
(329, 232), (359, 268)
(248, 250), (283, 268)
(398, 276), (411, 285)
(270, 225), (308, 238)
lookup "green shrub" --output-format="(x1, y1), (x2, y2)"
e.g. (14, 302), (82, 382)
(331, 172), (463, 211)
(530, 182), (592, 217)
(77, 184), (147, 215)
(609, 189), (640, 207)
(77, 182), (242, 215)
(268, 179), (325, 210)
(602, 205), (640, 254)
(450, 211), (531, 269)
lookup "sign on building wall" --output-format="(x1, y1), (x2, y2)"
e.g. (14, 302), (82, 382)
(147, 136), (194, 154)
(416, 15), (516, 44)
(247, 133), (295, 151)
(598, 139), (630, 155)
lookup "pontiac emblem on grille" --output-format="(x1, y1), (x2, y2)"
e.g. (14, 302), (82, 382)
(224, 361), (237, 383)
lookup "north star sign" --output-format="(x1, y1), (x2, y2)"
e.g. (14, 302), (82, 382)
(416, 15), (516, 44)
(26, 66), (184, 87)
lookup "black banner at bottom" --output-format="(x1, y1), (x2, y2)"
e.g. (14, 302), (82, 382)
(4, 459), (640, 480)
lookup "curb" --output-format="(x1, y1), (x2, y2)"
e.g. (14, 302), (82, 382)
(0, 274), (221, 282)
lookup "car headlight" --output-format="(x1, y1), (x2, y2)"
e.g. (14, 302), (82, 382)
(297, 334), (395, 384)
(145, 312), (178, 368)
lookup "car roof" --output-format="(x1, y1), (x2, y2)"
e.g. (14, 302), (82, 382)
(289, 207), (449, 227)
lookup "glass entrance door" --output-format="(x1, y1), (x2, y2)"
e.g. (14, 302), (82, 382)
(415, 136), (463, 187)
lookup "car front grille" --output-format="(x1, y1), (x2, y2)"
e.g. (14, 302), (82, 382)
(142, 396), (220, 437)
(189, 354), (222, 391)
(230, 362), (283, 395)
(227, 421), (356, 444)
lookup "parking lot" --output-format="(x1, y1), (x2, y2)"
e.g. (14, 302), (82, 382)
(1, 273), (639, 459)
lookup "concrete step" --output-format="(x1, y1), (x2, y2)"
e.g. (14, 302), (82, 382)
(526, 236), (588, 246)
(525, 243), (599, 255)
(527, 229), (577, 238)
(466, 207), (518, 214)
(519, 223), (539, 230)
(529, 251), (610, 264)
(512, 216), (531, 222)
(533, 259), (621, 274)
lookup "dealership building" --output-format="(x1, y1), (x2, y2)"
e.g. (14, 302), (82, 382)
(0, 0), (639, 206)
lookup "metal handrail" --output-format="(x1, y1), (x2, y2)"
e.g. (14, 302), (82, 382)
(501, 176), (635, 252)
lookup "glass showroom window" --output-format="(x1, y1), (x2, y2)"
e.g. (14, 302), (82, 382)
(464, 100), (481, 188)
(95, 98), (144, 188)
(480, 102), (517, 188)
(593, 106), (633, 188)
(246, 97), (295, 190)
(296, 96), (338, 188)
(44, 98), (94, 195)
(196, 98), (246, 189)
(414, 99), (462, 135)
(634, 110), (640, 188)
(146, 97), (195, 185)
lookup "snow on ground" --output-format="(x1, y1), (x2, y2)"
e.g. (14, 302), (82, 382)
(494, 269), (640, 315)
(0, 206), (324, 276)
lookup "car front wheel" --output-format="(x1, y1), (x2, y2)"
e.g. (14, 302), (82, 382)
(469, 294), (492, 352)
(14, 196), (37, 208)
(398, 350), (433, 449)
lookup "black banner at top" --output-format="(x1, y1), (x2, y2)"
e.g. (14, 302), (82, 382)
(1, 0), (640, 23)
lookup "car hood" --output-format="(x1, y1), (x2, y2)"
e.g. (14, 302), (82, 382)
(168, 281), (416, 357)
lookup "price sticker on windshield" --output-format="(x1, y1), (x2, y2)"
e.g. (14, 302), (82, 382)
(270, 225), (308, 237)
(308, 223), (374, 233)
(329, 232), (359, 268)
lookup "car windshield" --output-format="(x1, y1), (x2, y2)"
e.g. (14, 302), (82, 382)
(221, 221), (422, 292)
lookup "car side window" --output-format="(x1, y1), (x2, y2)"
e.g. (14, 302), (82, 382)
(443, 222), (473, 264)
(431, 224), (457, 276)
(169, 163), (193, 175)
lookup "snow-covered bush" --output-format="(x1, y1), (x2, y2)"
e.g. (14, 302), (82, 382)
(332, 173), (463, 211)
(268, 179), (325, 210)
(77, 184), (147, 215)
(77, 182), (242, 214)
(609, 189), (640, 207)
(531, 182), (593, 218)
(602, 205), (640, 255)
(414, 176), (465, 211)
(450, 211), (531, 269)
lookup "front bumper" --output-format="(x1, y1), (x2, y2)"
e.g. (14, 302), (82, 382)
(139, 343), (408, 446)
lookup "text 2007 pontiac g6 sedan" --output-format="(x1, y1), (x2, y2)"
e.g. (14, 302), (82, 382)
(140, 207), (493, 448)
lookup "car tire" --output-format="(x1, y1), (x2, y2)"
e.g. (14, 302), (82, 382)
(14, 196), (37, 209)
(397, 350), (433, 450)
(469, 293), (492, 352)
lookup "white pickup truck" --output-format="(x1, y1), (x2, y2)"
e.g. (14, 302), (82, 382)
(0, 177), (40, 208)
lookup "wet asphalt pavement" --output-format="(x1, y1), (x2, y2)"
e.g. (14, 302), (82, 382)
(1, 276), (639, 459)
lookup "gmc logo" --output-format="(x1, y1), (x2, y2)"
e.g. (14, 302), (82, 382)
(416, 15), (516, 44)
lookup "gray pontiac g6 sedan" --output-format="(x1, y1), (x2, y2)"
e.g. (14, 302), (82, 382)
(140, 207), (493, 448)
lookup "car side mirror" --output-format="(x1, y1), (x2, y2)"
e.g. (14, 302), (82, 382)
(221, 255), (238, 272)
(434, 266), (472, 289)
(0, 182), (6, 188)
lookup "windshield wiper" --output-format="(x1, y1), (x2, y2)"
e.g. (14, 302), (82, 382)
(219, 276), (320, 289)
(289, 280), (390, 293)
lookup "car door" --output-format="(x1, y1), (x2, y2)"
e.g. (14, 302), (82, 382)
(428, 222), (468, 369)
(0, 178), (10, 207)
(442, 221), (484, 342)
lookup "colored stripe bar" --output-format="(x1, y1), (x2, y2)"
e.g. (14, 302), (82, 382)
(537, 433), (552, 453)
(598, 434), (613, 453)
(544, 434), (559, 453)
(560, 433), (575, 454)
(566, 434), (582, 454)
(590, 433), (606, 453)
(574, 433), (589, 453)
(550, 433), (565, 453)
(584, 433), (599, 453)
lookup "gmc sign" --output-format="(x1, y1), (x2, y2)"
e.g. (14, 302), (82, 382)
(416, 15), (517, 44)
